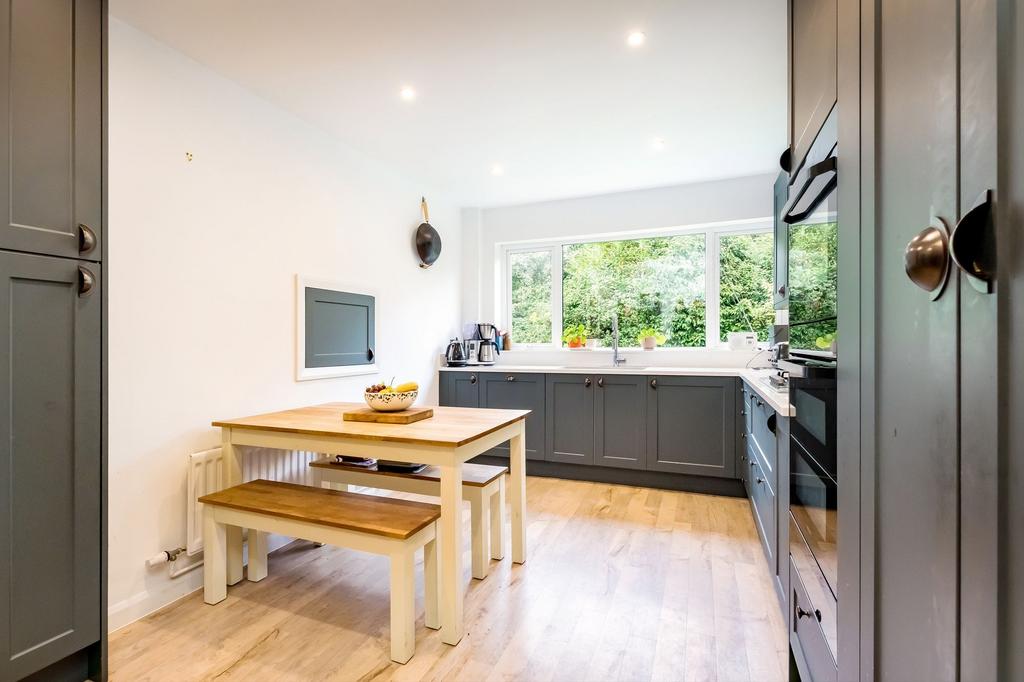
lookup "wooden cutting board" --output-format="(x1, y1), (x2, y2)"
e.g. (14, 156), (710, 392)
(342, 406), (434, 424)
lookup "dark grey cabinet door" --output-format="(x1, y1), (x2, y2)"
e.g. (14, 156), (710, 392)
(545, 374), (594, 465)
(304, 288), (375, 368)
(594, 375), (646, 470)
(0, 251), (101, 680)
(0, 0), (102, 260)
(645, 376), (736, 478)
(790, 0), (837, 173)
(440, 372), (479, 408)
(480, 372), (545, 460)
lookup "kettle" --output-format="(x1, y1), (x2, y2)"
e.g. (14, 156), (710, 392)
(445, 338), (469, 367)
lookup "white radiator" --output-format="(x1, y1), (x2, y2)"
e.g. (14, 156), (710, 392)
(186, 447), (319, 555)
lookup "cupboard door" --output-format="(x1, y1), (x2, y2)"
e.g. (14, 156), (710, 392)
(0, 251), (101, 680)
(873, 0), (960, 677)
(480, 373), (545, 460)
(645, 376), (736, 478)
(545, 374), (594, 465)
(0, 0), (102, 260)
(790, 0), (837, 173)
(448, 372), (480, 408)
(773, 169), (790, 309)
(594, 375), (646, 470)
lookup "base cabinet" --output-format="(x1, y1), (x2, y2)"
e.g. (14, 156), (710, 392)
(594, 375), (646, 469)
(645, 376), (737, 478)
(0, 252), (102, 680)
(546, 374), (594, 465)
(440, 370), (480, 408)
(479, 372), (545, 460)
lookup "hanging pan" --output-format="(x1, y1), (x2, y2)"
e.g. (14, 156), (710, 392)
(415, 197), (442, 268)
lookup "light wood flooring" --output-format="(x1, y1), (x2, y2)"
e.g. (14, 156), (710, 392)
(109, 477), (788, 682)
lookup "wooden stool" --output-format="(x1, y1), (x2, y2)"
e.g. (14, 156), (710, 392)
(310, 459), (507, 580)
(200, 479), (439, 664)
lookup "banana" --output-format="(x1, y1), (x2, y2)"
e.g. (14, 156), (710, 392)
(394, 381), (419, 393)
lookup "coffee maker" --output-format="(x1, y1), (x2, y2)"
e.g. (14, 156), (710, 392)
(476, 323), (500, 365)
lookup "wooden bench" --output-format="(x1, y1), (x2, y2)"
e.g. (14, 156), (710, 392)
(310, 459), (507, 580)
(200, 479), (440, 664)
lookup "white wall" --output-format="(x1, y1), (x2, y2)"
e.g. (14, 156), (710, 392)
(107, 19), (462, 629)
(462, 174), (776, 327)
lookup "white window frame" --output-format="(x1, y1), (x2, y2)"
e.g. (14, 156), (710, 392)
(501, 218), (772, 350)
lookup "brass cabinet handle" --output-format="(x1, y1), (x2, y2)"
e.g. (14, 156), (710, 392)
(78, 266), (95, 297)
(78, 223), (97, 254)
(904, 218), (951, 299)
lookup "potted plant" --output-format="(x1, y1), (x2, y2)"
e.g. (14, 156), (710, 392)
(637, 328), (667, 350)
(562, 324), (588, 349)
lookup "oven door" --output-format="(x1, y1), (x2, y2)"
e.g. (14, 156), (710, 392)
(790, 433), (838, 599)
(790, 379), (837, 480)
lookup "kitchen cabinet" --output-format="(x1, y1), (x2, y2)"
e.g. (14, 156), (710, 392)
(773, 169), (789, 310)
(645, 376), (736, 478)
(0, 0), (102, 261)
(748, 451), (776, 569)
(479, 372), (545, 460)
(789, 0), (836, 175)
(545, 374), (594, 465)
(0, 251), (102, 681)
(748, 390), (778, 477)
(594, 375), (647, 470)
(440, 370), (480, 408)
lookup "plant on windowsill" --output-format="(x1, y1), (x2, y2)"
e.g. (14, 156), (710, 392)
(637, 328), (667, 351)
(562, 324), (588, 349)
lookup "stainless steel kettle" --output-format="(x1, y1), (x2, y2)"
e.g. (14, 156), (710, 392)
(445, 338), (468, 367)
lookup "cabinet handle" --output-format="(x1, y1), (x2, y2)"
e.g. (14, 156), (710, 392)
(506, 375), (515, 382)
(470, 375), (477, 384)
(78, 223), (97, 254)
(750, 461), (756, 468)
(741, 409), (747, 416)
(756, 398), (763, 407)
(756, 477), (764, 484)
(778, 284), (786, 296)
(597, 378), (604, 388)
(650, 378), (657, 389)
(78, 266), (95, 297)
(584, 378), (592, 387)
(904, 218), (951, 299)
(950, 188), (996, 293)
(796, 606), (823, 622)
(367, 348), (374, 362)
(767, 413), (777, 434)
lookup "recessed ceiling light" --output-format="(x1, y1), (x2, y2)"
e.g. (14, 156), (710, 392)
(651, 137), (666, 151)
(491, 164), (505, 176)
(399, 86), (417, 102)
(627, 31), (646, 47)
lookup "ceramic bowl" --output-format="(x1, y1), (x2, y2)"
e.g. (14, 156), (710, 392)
(364, 390), (417, 412)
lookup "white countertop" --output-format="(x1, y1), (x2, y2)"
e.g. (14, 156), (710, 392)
(440, 364), (794, 416)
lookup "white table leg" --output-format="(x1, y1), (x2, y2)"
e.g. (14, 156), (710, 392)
(423, 533), (440, 630)
(510, 422), (527, 564)
(469, 488), (488, 580)
(203, 511), (227, 604)
(490, 475), (505, 560)
(439, 460), (464, 645)
(221, 428), (244, 585)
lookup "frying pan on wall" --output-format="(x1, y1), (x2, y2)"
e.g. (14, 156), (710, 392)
(415, 197), (442, 268)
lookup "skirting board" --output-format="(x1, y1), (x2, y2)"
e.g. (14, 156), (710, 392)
(470, 456), (746, 498)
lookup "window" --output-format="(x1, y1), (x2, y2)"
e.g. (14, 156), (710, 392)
(504, 222), (772, 349)
(717, 232), (774, 342)
(509, 249), (553, 344)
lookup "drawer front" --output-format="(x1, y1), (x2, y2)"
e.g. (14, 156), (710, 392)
(789, 548), (838, 682)
(749, 455), (776, 567)
(749, 389), (778, 474)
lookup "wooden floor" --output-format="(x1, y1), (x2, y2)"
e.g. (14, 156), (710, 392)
(109, 477), (788, 682)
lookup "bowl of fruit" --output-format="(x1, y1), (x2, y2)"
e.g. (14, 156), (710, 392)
(364, 380), (419, 412)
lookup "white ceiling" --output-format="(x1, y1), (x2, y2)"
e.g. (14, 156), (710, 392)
(111, 0), (787, 208)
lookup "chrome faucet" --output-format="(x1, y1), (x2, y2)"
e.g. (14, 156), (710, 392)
(611, 313), (627, 367)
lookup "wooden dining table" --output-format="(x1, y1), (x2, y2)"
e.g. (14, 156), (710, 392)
(212, 402), (529, 645)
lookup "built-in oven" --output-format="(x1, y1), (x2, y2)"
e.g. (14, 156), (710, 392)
(781, 357), (838, 663)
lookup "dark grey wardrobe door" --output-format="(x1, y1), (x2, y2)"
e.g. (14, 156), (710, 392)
(594, 375), (646, 470)
(0, 252), (101, 680)
(545, 374), (594, 465)
(645, 376), (736, 478)
(0, 0), (103, 260)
